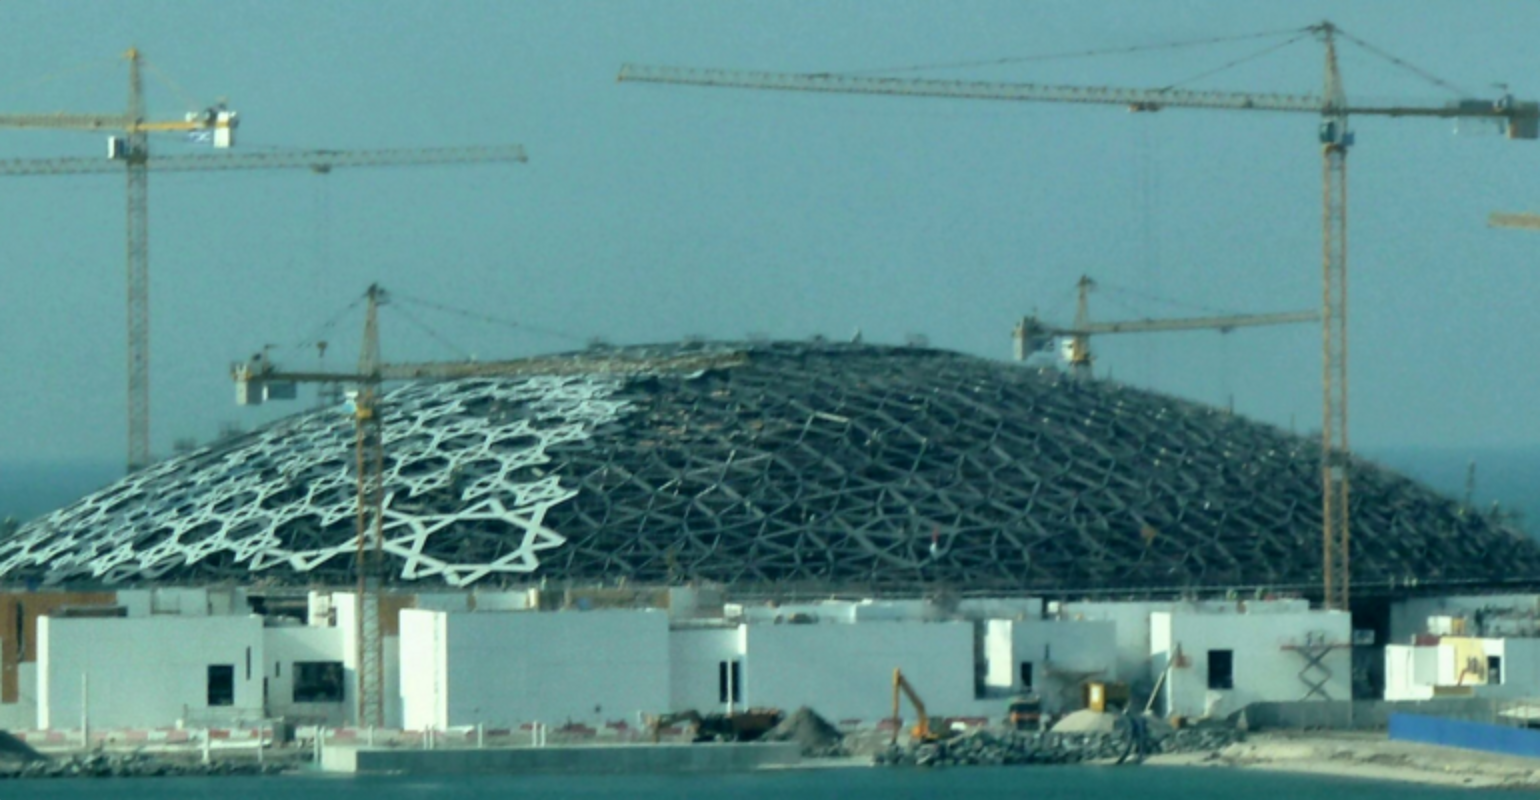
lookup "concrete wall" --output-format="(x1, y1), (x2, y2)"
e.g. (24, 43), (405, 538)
(1151, 610), (1350, 719)
(38, 614), (264, 730)
(743, 621), (976, 724)
(1062, 599), (1310, 691)
(982, 620), (1116, 713)
(668, 626), (745, 714)
(400, 609), (670, 730)
(264, 624), (348, 725)
(400, 611), (447, 730)
(324, 741), (801, 775)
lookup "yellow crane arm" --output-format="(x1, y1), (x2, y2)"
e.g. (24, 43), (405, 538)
(1028, 309), (1319, 338)
(891, 668), (932, 745)
(618, 65), (1539, 135)
(0, 145), (529, 177)
(1490, 211), (1540, 231)
(0, 113), (233, 134)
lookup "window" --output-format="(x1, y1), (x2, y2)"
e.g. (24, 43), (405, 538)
(1207, 650), (1234, 690)
(207, 665), (235, 707)
(293, 661), (345, 703)
(1019, 662), (1034, 690)
(1489, 655), (1503, 685)
(717, 660), (742, 704)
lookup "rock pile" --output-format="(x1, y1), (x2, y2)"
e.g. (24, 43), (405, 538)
(0, 753), (288, 779)
(762, 706), (846, 757)
(873, 723), (1243, 768)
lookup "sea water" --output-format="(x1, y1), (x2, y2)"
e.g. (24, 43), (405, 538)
(0, 766), (1516, 799)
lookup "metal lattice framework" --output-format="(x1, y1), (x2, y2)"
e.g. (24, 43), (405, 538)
(4, 341), (1540, 598)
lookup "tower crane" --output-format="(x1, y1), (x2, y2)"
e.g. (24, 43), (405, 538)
(0, 48), (527, 473)
(231, 285), (743, 728)
(618, 21), (1538, 610)
(1013, 275), (1317, 378)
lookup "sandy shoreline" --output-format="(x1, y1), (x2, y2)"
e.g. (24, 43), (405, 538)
(1145, 731), (1540, 789)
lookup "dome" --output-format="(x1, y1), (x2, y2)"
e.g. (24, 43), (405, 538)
(5, 341), (1538, 597)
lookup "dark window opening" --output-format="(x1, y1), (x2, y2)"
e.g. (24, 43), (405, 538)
(292, 661), (345, 703)
(1019, 662), (1034, 690)
(245, 647), (252, 681)
(207, 665), (235, 707)
(274, 662), (281, 678)
(1207, 650), (1234, 690)
(1489, 655), (1503, 685)
(717, 660), (742, 704)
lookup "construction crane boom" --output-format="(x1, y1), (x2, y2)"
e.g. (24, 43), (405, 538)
(1026, 310), (1319, 337)
(1, 48), (526, 474)
(1013, 275), (1316, 375)
(1490, 211), (1540, 231)
(617, 64), (1539, 134)
(0, 145), (528, 176)
(621, 21), (1538, 610)
(232, 287), (746, 727)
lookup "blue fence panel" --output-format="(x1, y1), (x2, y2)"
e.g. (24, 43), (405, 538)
(1389, 713), (1540, 759)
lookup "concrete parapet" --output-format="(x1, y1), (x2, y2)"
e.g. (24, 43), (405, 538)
(321, 741), (801, 775)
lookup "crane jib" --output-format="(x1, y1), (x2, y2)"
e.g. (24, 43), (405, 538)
(617, 65), (1539, 138)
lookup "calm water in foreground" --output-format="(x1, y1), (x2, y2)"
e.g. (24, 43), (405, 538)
(0, 766), (1515, 799)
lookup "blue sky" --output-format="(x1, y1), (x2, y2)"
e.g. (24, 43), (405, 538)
(3, 1), (1540, 464)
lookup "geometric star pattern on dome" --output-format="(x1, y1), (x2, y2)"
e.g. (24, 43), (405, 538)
(0, 374), (628, 587)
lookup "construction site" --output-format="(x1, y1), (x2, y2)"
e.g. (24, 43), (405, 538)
(4, 18), (1540, 777)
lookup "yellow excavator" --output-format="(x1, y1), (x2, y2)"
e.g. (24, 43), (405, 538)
(892, 668), (950, 745)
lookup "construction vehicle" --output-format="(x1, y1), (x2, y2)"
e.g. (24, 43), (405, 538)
(1013, 275), (1316, 379)
(1005, 694), (1044, 731)
(645, 708), (784, 743)
(892, 668), (948, 745)
(619, 21), (1540, 611)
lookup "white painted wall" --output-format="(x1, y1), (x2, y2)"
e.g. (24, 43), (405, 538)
(1151, 610), (1350, 719)
(263, 624), (347, 725)
(399, 611), (446, 730)
(1062, 599), (1310, 690)
(400, 609), (670, 730)
(743, 621), (977, 724)
(982, 620), (1116, 713)
(668, 625), (745, 714)
(38, 615), (264, 730)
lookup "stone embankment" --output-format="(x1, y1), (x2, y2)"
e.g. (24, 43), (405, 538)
(874, 725), (1244, 768)
(0, 752), (292, 779)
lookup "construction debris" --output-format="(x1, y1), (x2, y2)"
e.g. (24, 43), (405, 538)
(761, 706), (845, 757)
(0, 752), (286, 779)
(873, 722), (1243, 768)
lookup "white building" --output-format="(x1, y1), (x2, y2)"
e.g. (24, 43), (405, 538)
(399, 608), (671, 730)
(1151, 609), (1351, 719)
(982, 619), (1117, 714)
(38, 614), (265, 730)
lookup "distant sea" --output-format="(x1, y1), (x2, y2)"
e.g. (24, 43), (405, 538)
(0, 766), (1514, 799)
(0, 445), (1536, 536)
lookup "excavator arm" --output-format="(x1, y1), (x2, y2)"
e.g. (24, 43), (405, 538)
(891, 668), (934, 745)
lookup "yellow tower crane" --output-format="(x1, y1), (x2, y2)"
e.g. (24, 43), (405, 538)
(232, 285), (744, 728)
(618, 21), (1539, 610)
(1013, 275), (1318, 378)
(0, 48), (527, 473)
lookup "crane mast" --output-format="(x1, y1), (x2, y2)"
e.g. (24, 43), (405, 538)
(0, 48), (527, 474)
(232, 287), (748, 727)
(1318, 26), (1351, 611)
(620, 21), (1537, 610)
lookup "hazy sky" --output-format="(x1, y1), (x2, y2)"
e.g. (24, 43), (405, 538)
(3, 1), (1540, 465)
